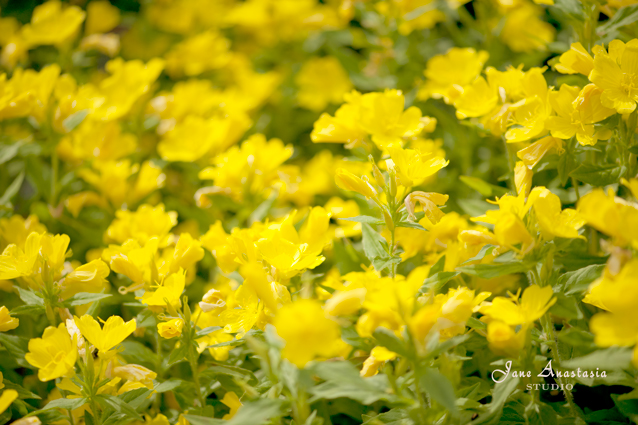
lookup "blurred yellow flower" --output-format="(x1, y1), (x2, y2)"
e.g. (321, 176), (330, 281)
(296, 57), (352, 111)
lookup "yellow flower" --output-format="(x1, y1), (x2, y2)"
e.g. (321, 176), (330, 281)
(158, 319), (184, 339)
(378, 0), (445, 35)
(623, 178), (638, 200)
(486, 320), (527, 357)
(360, 346), (397, 377)
(324, 288), (366, 317)
(0, 214), (46, 250)
(165, 31), (232, 78)
(74, 315), (136, 354)
(514, 161), (533, 195)
(311, 92), (368, 147)
(516, 136), (564, 169)
(85, 0), (120, 35)
(479, 285), (556, 326)
(57, 119), (137, 162)
(112, 364), (157, 389)
(197, 134), (293, 202)
(0, 64), (60, 122)
(418, 47), (489, 104)
(91, 58), (165, 121)
(219, 284), (265, 336)
(358, 89), (427, 148)
(532, 188), (585, 240)
(106, 204), (177, 246)
(577, 188), (638, 249)
(555, 42), (596, 76)
(221, 391), (242, 420)
(584, 261), (638, 350)
(105, 238), (159, 284)
(546, 84), (614, 146)
(199, 329), (234, 361)
(140, 271), (186, 308)
(78, 160), (165, 209)
(168, 233), (204, 274)
(25, 323), (77, 381)
(499, 3), (555, 53)
(388, 145), (448, 188)
(404, 191), (449, 228)
(40, 233), (70, 275)
(295, 57), (352, 111)
(0, 232), (43, 280)
(0, 389), (17, 416)
(583, 260), (638, 313)
(0, 306), (18, 332)
(273, 299), (343, 367)
(410, 287), (490, 342)
(334, 168), (377, 199)
(158, 114), (251, 163)
(59, 259), (110, 299)
(257, 207), (332, 278)
(590, 39), (638, 114)
(21, 1), (85, 47)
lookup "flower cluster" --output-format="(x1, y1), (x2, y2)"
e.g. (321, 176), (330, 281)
(0, 1), (637, 425)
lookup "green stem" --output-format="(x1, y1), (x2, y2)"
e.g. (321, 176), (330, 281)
(51, 151), (59, 206)
(189, 345), (206, 407)
(531, 268), (581, 419)
(571, 177), (580, 201)
(541, 313), (580, 419)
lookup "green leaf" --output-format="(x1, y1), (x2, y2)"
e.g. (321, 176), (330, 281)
(2, 380), (41, 400)
(362, 409), (409, 424)
(570, 164), (626, 186)
(598, 5), (638, 34)
(0, 140), (26, 165)
(62, 109), (89, 132)
(226, 399), (287, 425)
(333, 239), (366, 274)
(549, 293), (583, 320)
(40, 397), (87, 411)
(249, 190), (278, 224)
(10, 304), (45, 315)
(460, 245), (495, 265)
(196, 326), (222, 337)
(340, 215), (384, 224)
(64, 292), (112, 307)
(558, 264), (604, 294)
(361, 223), (391, 272)
(167, 343), (189, 366)
(395, 220), (427, 231)
(183, 415), (224, 425)
(558, 328), (594, 348)
(200, 365), (258, 386)
(14, 287), (44, 306)
(120, 341), (158, 370)
(0, 170), (25, 206)
(562, 347), (633, 370)
(372, 327), (412, 359)
(552, 0), (586, 20)
(473, 377), (520, 424)
(457, 261), (531, 279)
(0, 334), (31, 367)
(418, 271), (459, 295)
(459, 176), (508, 197)
(310, 361), (403, 405)
(419, 368), (458, 416)
(154, 379), (182, 393)
(98, 394), (143, 421)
